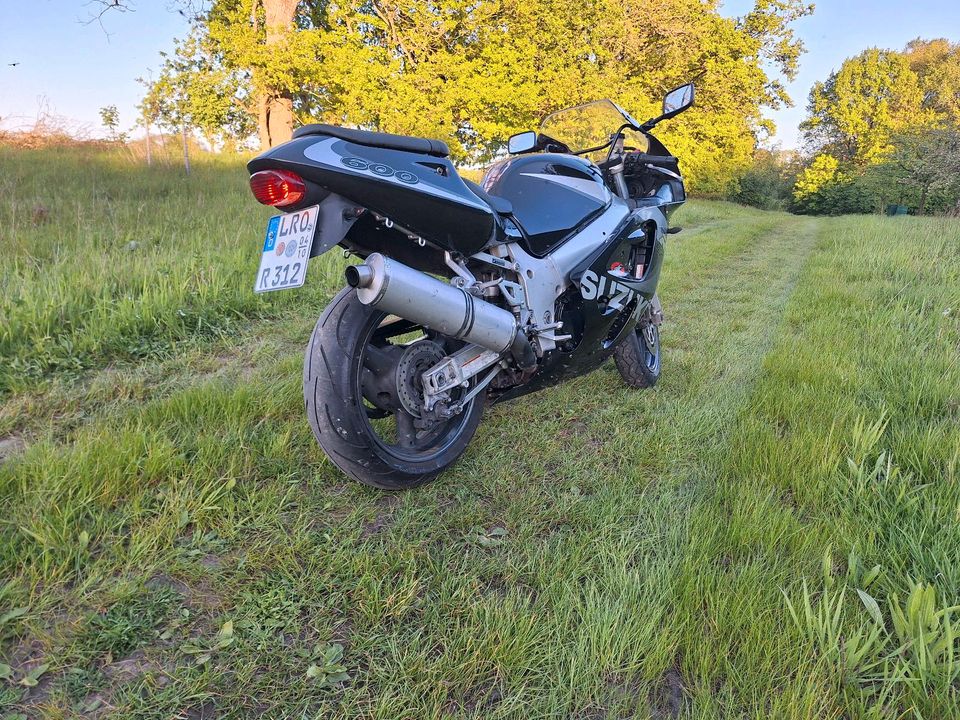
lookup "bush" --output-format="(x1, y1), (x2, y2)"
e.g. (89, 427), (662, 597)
(732, 152), (795, 210)
(790, 128), (960, 216)
(791, 175), (878, 215)
(791, 153), (880, 215)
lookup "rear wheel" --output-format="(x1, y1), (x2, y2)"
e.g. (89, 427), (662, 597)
(303, 288), (485, 489)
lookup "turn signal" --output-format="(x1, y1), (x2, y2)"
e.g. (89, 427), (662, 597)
(249, 169), (306, 207)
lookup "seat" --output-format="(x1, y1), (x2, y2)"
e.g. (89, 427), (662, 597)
(463, 178), (513, 216)
(292, 123), (449, 158)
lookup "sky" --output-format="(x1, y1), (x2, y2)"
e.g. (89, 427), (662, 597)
(1, 0), (959, 148)
(0, 1), (191, 136)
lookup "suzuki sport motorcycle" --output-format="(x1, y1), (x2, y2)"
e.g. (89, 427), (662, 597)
(247, 83), (694, 488)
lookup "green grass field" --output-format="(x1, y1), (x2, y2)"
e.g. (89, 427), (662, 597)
(1, 146), (959, 719)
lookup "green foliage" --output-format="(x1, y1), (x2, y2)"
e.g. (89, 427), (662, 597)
(180, 620), (235, 666)
(141, 26), (255, 146)
(731, 150), (795, 210)
(791, 153), (875, 214)
(143, 0), (813, 191)
(795, 38), (960, 215)
(905, 38), (960, 125)
(78, 588), (178, 658)
(802, 48), (935, 165)
(793, 128), (960, 215)
(793, 153), (839, 200)
(783, 580), (887, 682)
(304, 643), (350, 687)
(98, 105), (126, 143)
(784, 573), (960, 715)
(879, 127), (960, 213)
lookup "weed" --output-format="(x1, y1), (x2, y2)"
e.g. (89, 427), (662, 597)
(304, 643), (350, 687)
(180, 620), (235, 666)
(77, 587), (179, 658)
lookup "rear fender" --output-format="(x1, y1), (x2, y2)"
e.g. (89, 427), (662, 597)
(308, 193), (362, 258)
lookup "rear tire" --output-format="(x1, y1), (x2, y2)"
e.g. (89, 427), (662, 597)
(303, 288), (485, 489)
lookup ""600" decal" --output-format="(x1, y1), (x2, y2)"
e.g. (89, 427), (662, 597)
(340, 157), (419, 185)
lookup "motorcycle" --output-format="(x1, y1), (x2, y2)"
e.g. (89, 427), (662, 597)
(247, 83), (694, 488)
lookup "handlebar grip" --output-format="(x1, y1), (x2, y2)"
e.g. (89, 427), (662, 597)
(629, 153), (679, 165)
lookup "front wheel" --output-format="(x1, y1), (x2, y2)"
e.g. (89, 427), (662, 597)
(303, 288), (485, 489)
(614, 312), (662, 389)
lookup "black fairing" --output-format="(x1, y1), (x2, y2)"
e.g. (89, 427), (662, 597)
(491, 205), (668, 404)
(482, 154), (611, 257)
(248, 135), (497, 256)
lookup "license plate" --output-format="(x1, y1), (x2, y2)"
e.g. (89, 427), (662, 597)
(254, 204), (320, 293)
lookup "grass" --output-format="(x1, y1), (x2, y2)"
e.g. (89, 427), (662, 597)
(0, 146), (958, 718)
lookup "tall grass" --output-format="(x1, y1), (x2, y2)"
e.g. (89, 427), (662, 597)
(0, 147), (347, 395)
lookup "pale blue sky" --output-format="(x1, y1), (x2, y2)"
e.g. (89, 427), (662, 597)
(1, 0), (958, 148)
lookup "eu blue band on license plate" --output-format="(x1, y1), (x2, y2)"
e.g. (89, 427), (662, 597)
(254, 204), (320, 293)
(263, 216), (281, 253)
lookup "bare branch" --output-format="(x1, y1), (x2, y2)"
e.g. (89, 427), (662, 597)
(80, 0), (132, 37)
(84, 0), (134, 22)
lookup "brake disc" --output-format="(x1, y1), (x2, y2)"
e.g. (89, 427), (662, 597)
(395, 340), (446, 418)
(641, 323), (658, 353)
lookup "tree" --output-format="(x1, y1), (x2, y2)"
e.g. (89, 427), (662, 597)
(733, 149), (796, 210)
(140, 41), (201, 173)
(98, 104), (126, 142)
(449, 0), (813, 189)
(204, 0), (323, 148)
(794, 39), (960, 215)
(141, 26), (255, 156)
(791, 154), (877, 215)
(885, 127), (960, 214)
(103, 0), (309, 148)
(142, 1), (812, 171)
(800, 48), (936, 165)
(793, 153), (840, 204)
(904, 38), (960, 126)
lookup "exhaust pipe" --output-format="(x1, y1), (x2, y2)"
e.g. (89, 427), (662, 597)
(346, 253), (536, 367)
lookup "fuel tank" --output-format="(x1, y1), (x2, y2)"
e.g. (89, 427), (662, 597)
(482, 153), (612, 257)
(248, 134), (496, 255)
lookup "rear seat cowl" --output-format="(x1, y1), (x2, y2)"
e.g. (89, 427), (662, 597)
(292, 124), (450, 158)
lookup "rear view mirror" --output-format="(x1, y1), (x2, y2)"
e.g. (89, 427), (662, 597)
(639, 82), (695, 132)
(662, 83), (695, 117)
(507, 131), (537, 155)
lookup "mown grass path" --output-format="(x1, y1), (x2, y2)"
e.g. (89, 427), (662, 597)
(1, 170), (958, 718)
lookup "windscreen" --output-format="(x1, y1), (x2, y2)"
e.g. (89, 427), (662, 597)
(539, 99), (633, 154)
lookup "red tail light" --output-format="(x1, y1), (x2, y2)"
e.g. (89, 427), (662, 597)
(249, 169), (306, 207)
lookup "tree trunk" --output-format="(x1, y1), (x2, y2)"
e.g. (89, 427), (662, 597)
(257, 0), (298, 149)
(145, 121), (152, 166)
(266, 95), (295, 147)
(181, 124), (191, 175)
(257, 95), (270, 150)
(918, 185), (928, 215)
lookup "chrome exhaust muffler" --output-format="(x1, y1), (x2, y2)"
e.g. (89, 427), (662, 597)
(345, 253), (535, 367)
